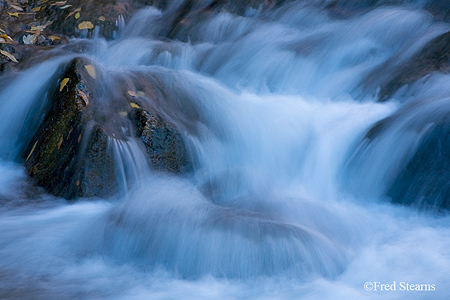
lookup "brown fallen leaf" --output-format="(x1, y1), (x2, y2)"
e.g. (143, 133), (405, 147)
(60, 78), (70, 91)
(57, 136), (63, 149)
(0, 50), (18, 63)
(53, 1), (67, 6)
(98, 16), (106, 21)
(78, 21), (94, 30)
(128, 90), (137, 97)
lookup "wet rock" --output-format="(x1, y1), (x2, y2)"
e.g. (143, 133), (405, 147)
(23, 57), (191, 199)
(424, 0), (450, 22)
(377, 31), (450, 102)
(24, 57), (117, 199)
(387, 119), (450, 210)
(349, 99), (450, 210)
(132, 108), (190, 173)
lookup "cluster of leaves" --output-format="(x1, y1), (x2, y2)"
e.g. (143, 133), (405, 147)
(0, 0), (131, 72)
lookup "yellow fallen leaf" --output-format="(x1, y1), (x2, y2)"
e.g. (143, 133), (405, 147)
(98, 16), (105, 21)
(0, 50), (18, 63)
(60, 78), (69, 91)
(10, 4), (23, 11)
(119, 111), (128, 116)
(130, 102), (140, 108)
(84, 65), (96, 78)
(30, 25), (47, 31)
(66, 8), (81, 18)
(48, 35), (61, 41)
(74, 12), (80, 19)
(128, 90), (137, 97)
(7, 12), (19, 17)
(26, 141), (38, 162)
(78, 21), (94, 30)
(32, 6), (41, 12)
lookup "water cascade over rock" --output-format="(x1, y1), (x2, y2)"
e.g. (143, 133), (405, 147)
(1, 0), (450, 299)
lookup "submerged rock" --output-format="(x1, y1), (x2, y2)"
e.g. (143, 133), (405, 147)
(348, 98), (450, 210)
(377, 31), (450, 102)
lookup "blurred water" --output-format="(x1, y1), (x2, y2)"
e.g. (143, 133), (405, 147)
(1, 1), (450, 299)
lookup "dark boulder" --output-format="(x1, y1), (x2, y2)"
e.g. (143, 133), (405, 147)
(23, 57), (191, 199)
(132, 108), (190, 173)
(387, 120), (450, 209)
(348, 98), (450, 210)
(424, 0), (450, 22)
(376, 31), (450, 102)
(24, 57), (117, 199)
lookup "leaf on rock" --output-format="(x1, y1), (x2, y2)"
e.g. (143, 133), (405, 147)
(26, 141), (38, 161)
(30, 25), (47, 31)
(78, 21), (94, 30)
(57, 136), (63, 149)
(130, 102), (140, 108)
(10, 4), (24, 11)
(49, 35), (61, 41)
(0, 50), (18, 63)
(67, 8), (81, 18)
(60, 78), (69, 91)
(84, 65), (96, 78)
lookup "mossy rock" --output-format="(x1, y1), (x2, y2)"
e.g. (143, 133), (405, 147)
(24, 57), (117, 199)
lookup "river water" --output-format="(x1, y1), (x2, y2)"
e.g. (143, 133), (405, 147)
(1, 1), (450, 299)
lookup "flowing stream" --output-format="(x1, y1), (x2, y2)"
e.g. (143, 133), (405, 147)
(1, 1), (450, 299)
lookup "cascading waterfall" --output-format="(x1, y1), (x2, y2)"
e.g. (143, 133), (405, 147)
(1, 1), (450, 299)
